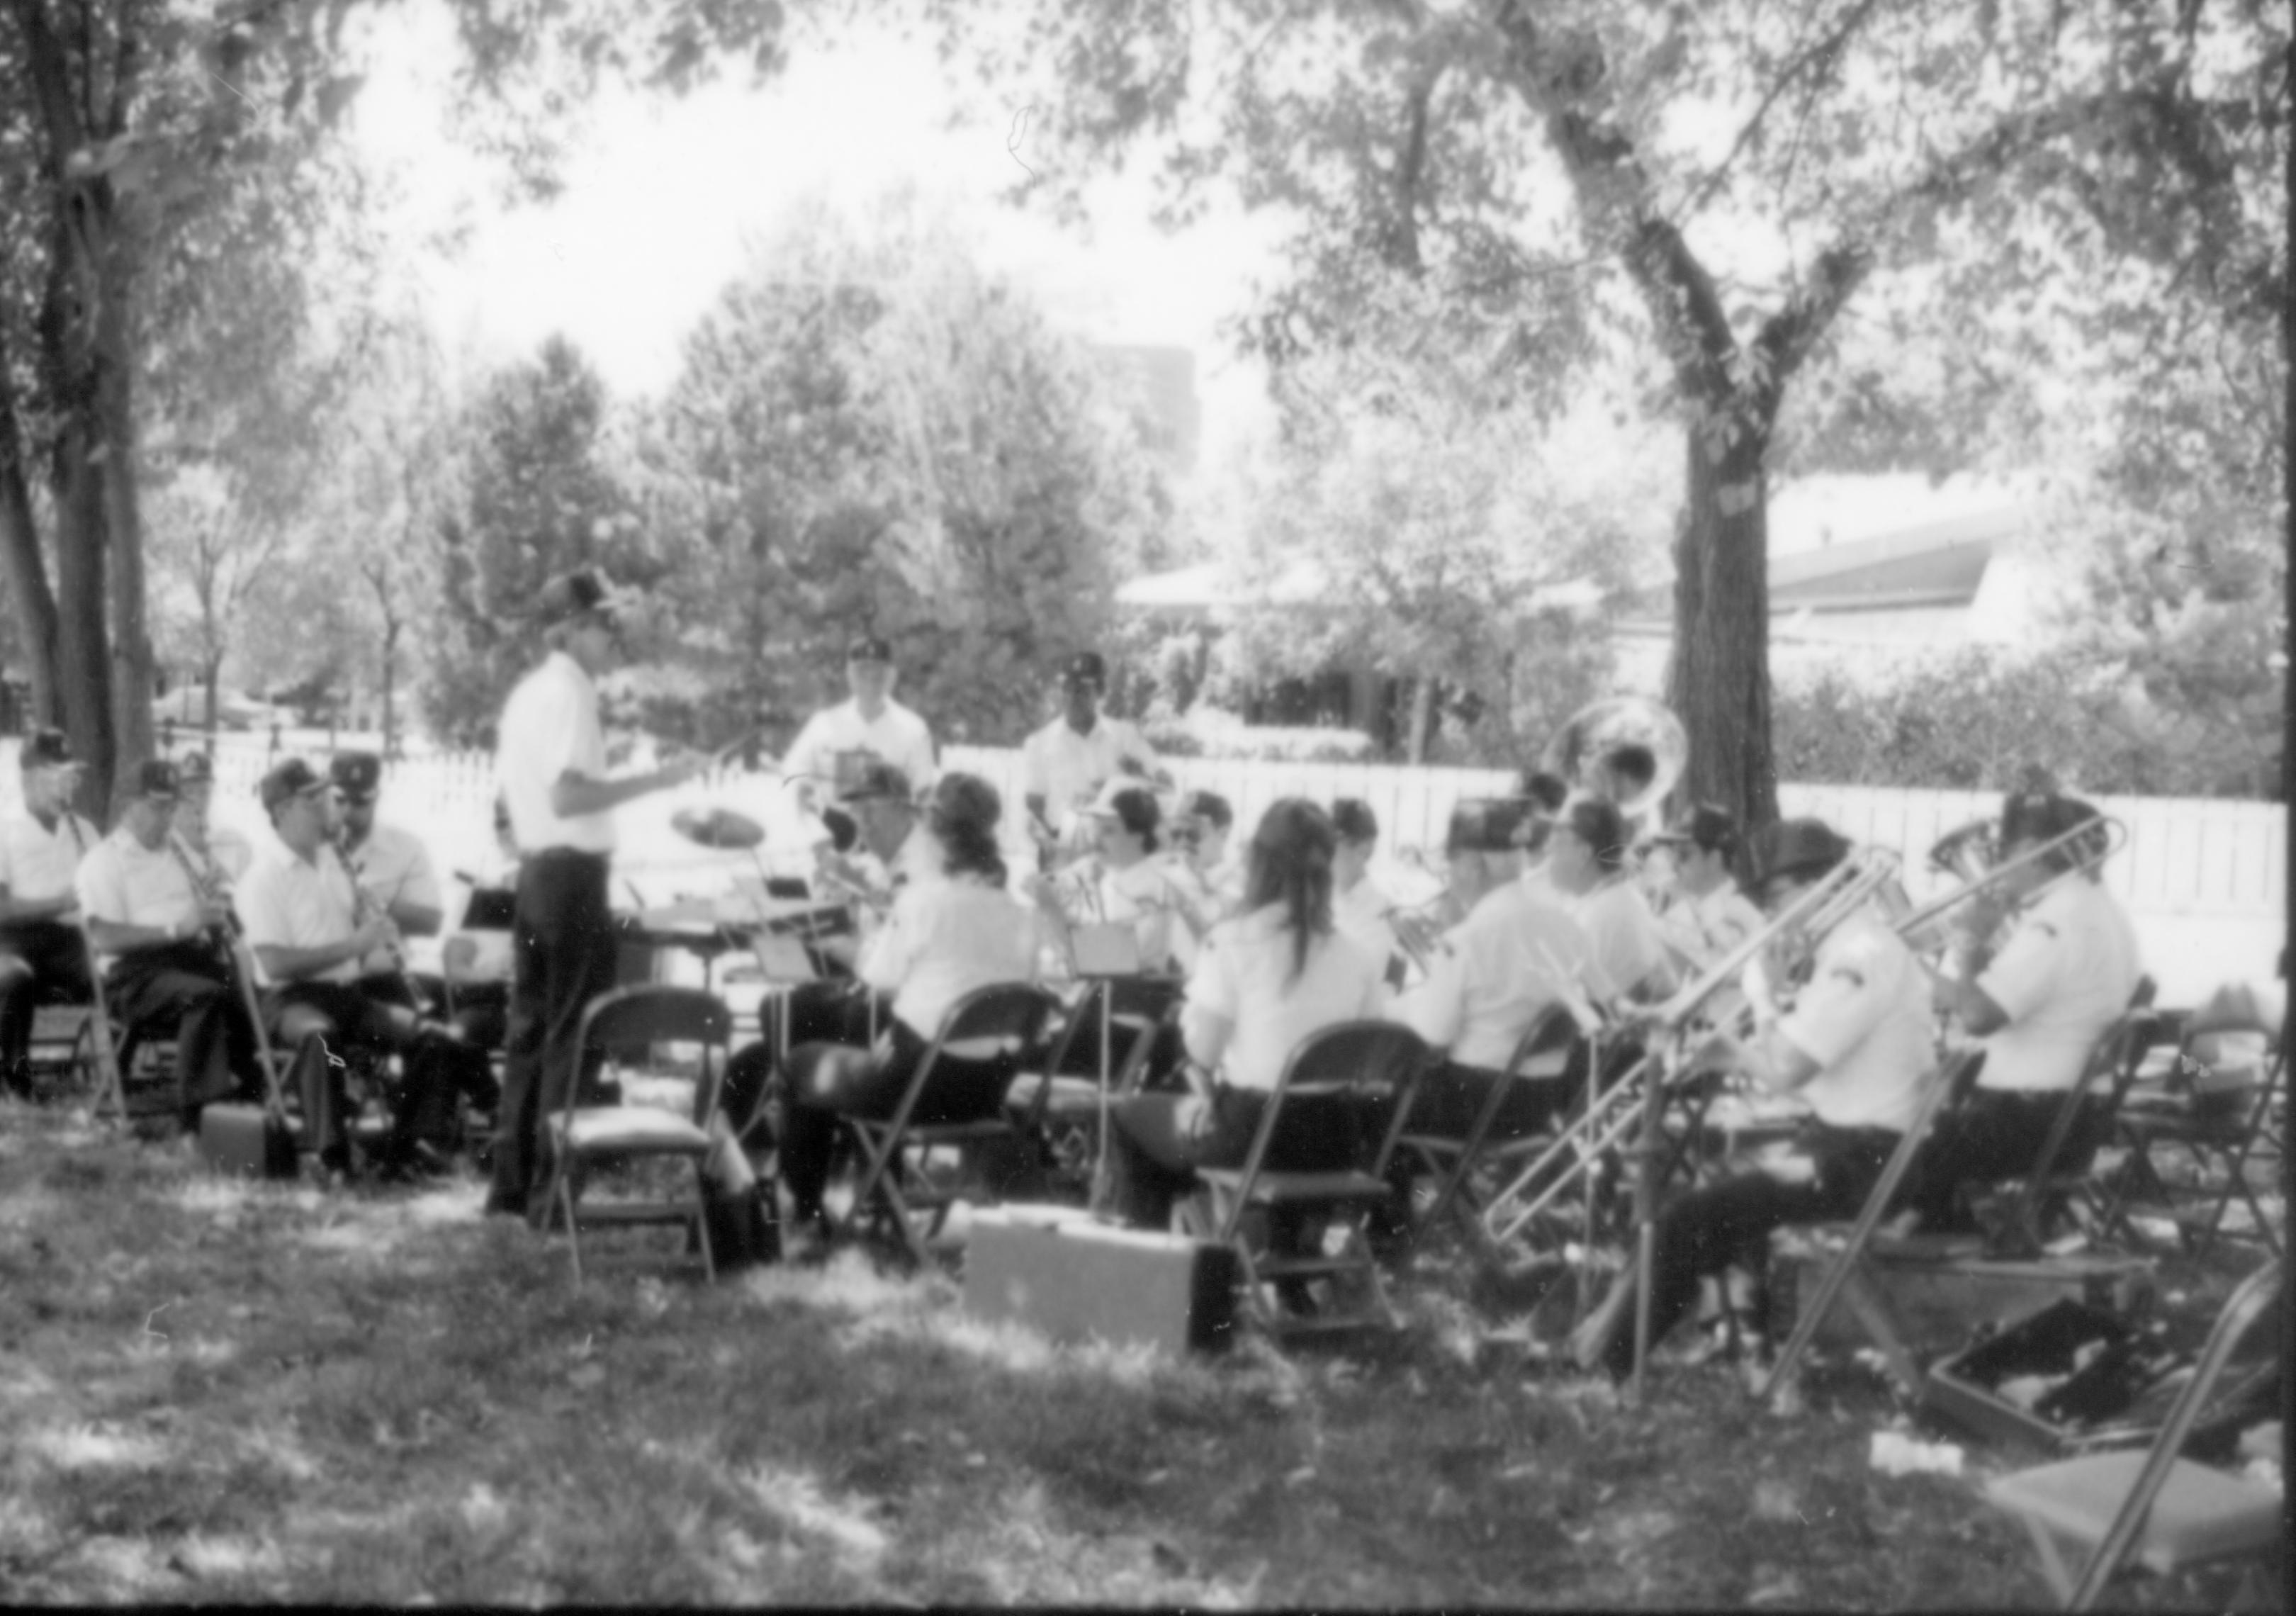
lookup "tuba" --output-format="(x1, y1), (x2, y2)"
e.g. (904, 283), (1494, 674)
(1541, 697), (1689, 822)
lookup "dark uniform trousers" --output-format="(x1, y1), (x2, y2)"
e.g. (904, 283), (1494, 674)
(269, 979), (492, 1169)
(103, 938), (266, 1126)
(493, 848), (616, 1211)
(0, 918), (92, 1092)
(719, 981), (887, 1152)
(1902, 1088), (2102, 1231)
(1598, 1123), (1901, 1381)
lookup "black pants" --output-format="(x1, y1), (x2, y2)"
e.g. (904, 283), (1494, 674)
(1602, 1124), (1900, 1380)
(1373, 1060), (1568, 1243)
(0, 919), (91, 1089)
(269, 980), (492, 1169)
(1108, 1082), (1379, 1231)
(1903, 1089), (2097, 1230)
(495, 849), (617, 1208)
(777, 1019), (1010, 1221)
(103, 941), (266, 1127)
(720, 982), (889, 1152)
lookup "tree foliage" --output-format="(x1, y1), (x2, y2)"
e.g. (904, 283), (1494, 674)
(421, 335), (653, 747)
(925, 0), (2287, 822)
(639, 202), (1169, 751)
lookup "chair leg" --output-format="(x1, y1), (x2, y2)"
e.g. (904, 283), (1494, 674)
(560, 1169), (585, 1285)
(690, 1160), (716, 1284)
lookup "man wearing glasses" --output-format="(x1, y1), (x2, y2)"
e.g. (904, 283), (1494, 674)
(488, 571), (702, 1221)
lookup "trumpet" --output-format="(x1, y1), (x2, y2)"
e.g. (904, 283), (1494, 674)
(1480, 846), (1902, 1247)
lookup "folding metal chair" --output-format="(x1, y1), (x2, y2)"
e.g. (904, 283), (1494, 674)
(537, 984), (733, 1284)
(1191, 1021), (1433, 1339)
(1985, 985), (2163, 1255)
(840, 983), (1060, 1267)
(1390, 1004), (1580, 1264)
(1006, 977), (1184, 1199)
(2102, 1018), (2285, 1259)
(1985, 1258), (2284, 1610)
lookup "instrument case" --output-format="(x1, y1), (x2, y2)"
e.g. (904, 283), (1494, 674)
(962, 1206), (1238, 1355)
(199, 1104), (299, 1180)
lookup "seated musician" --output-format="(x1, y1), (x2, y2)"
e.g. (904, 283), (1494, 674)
(0, 730), (100, 1097)
(332, 751), (446, 954)
(719, 765), (925, 1145)
(1572, 817), (1935, 1379)
(74, 761), (269, 1130)
(1035, 781), (1213, 976)
(1510, 770), (1571, 907)
(1375, 801), (1607, 1242)
(1542, 797), (1676, 1005)
(437, 796), (518, 1051)
(1166, 790), (1244, 924)
(1104, 799), (1388, 1249)
(1648, 803), (1766, 969)
(237, 759), (488, 1178)
(1329, 798), (1397, 958)
(1903, 790), (2142, 1231)
(173, 751), (253, 884)
(775, 773), (1045, 1249)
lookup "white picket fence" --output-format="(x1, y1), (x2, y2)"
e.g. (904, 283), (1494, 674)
(7, 734), (2282, 1001)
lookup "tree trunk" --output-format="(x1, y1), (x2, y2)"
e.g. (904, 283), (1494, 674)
(201, 652), (223, 734)
(1665, 425), (1779, 829)
(1405, 675), (1436, 765)
(0, 327), (62, 728)
(99, 225), (155, 797)
(379, 612), (401, 758)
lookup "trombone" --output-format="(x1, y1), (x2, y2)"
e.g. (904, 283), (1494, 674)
(1480, 845), (1903, 1248)
(1893, 812), (2127, 959)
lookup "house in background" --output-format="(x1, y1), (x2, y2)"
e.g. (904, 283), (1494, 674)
(1609, 474), (2070, 695)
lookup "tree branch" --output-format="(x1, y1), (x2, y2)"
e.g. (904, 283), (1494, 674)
(1751, 240), (1874, 410)
(1674, 0), (1891, 226)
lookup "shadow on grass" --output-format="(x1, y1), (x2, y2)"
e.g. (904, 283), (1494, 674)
(0, 1099), (2074, 1607)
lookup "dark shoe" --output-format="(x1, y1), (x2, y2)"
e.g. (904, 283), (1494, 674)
(483, 1186), (529, 1220)
(574, 1077), (624, 1109)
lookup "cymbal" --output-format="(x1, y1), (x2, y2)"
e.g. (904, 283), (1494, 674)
(671, 806), (767, 851)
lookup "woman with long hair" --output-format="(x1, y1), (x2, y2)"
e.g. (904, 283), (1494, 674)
(1105, 798), (1388, 1236)
(775, 772), (1044, 1248)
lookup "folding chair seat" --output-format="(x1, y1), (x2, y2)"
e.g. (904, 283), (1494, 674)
(1006, 977), (1184, 1197)
(1189, 1021), (1433, 1339)
(2101, 1020), (2284, 1259)
(840, 983), (1060, 1267)
(1388, 1004), (1580, 1264)
(1984, 1258), (2283, 1610)
(537, 984), (733, 1284)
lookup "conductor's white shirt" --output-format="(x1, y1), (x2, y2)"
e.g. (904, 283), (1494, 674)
(497, 651), (614, 855)
(0, 809), (99, 902)
(1774, 907), (1934, 1133)
(1975, 877), (2142, 1093)
(1186, 906), (1387, 1093)
(784, 698), (938, 798)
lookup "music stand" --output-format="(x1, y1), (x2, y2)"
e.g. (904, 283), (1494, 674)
(1068, 924), (1147, 1211)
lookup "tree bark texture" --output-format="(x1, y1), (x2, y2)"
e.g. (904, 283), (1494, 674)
(1667, 430), (1777, 826)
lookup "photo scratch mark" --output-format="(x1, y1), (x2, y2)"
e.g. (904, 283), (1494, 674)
(1007, 106), (1040, 184)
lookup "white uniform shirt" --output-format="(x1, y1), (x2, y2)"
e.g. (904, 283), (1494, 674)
(497, 651), (613, 854)
(1332, 872), (1400, 961)
(1568, 878), (1672, 1004)
(784, 698), (938, 799)
(1022, 714), (1158, 828)
(1976, 877), (2142, 1093)
(1774, 908), (1934, 1133)
(340, 819), (441, 926)
(204, 826), (255, 883)
(1186, 905), (1387, 1092)
(237, 843), (364, 986)
(0, 809), (100, 902)
(77, 831), (205, 950)
(1395, 881), (1608, 1072)
(859, 873), (1041, 1042)
(1099, 857), (1191, 974)
(1658, 882), (1767, 970)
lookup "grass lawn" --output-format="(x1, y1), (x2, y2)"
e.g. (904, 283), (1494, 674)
(0, 1096), (2202, 1608)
